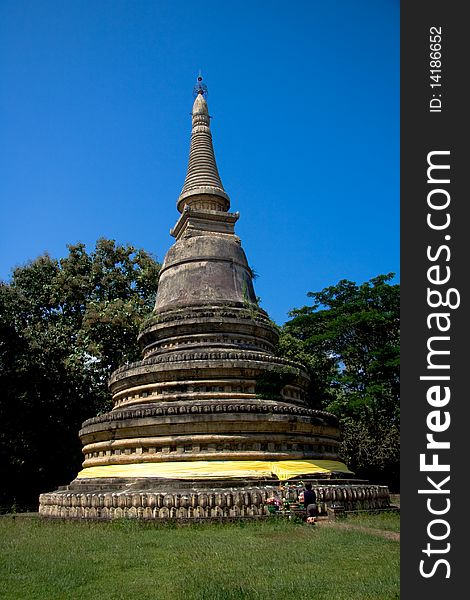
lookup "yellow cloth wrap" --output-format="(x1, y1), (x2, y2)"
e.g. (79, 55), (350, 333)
(76, 459), (353, 481)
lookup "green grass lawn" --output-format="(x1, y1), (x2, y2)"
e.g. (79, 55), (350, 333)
(0, 514), (399, 600)
(340, 511), (401, 533)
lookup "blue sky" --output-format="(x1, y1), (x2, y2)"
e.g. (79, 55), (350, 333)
(0, 0), (399, 325)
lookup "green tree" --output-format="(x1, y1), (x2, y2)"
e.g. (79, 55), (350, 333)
(281, 274), (399, 488)
(0, 239), (160, 511)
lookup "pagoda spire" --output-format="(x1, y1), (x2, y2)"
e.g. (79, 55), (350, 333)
(177, 75), (230, 213)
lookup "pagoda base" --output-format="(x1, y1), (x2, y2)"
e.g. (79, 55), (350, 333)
(39, 476), (390, 520)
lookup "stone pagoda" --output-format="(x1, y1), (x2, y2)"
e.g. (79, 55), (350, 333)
(39, 77), (389, 519)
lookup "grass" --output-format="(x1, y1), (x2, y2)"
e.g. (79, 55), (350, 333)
(0, 514), (399, 600)
(341, 511), (401, 533)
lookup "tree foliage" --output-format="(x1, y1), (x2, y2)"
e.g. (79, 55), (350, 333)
(280, 274), (400, 488)
(0, 239), (160, 511)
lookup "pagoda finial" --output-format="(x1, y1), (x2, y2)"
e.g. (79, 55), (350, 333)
(177, 75), (229, 213)
(193, 72), (208, 99)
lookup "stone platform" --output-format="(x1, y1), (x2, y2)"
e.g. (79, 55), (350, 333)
(39, 478), (390, 520)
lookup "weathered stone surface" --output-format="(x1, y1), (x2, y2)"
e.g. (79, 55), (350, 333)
(39, 483), (390, 520)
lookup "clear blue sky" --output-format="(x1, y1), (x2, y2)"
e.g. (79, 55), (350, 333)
(0, 0), (399, 325)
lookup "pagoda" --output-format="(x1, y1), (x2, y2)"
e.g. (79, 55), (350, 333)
(39, 78), (389, 519)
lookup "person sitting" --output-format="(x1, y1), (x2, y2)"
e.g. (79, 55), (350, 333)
(303, 482), (317, 519)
